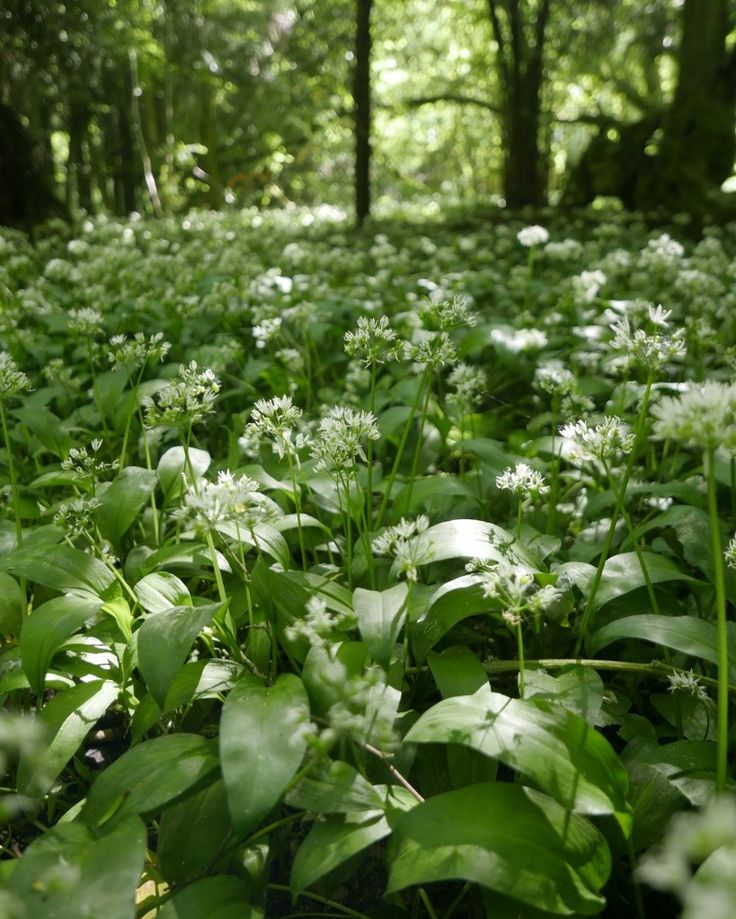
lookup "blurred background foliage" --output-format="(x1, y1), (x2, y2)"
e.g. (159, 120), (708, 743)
(1, 0), (735, 226)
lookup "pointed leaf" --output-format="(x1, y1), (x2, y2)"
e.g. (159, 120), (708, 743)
(21, 596), (103, 695)
(589, 614), (729, 670)
(6, 816), (146, 919)
(387, 784), (610, 915)
(591, 552), (699, 610)
(137, 602), (221, 709)
(355, 582), (408, 666)
(95, 466), (158, 547)
(428, 646), (488, 698)
(17, 680), (119, 796)
(291, 811), (390, 896)
(133, 571), (192, 614)
(220, 674), (310, 836)
(406, 686), (630, 824)
(286, 759), (384, 814)
(157, 876), (259, 919)
(82, 734), (219, 827)
(6, 543), (116, 599)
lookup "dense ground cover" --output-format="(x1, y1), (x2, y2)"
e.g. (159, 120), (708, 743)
(1, 208), (736, 918)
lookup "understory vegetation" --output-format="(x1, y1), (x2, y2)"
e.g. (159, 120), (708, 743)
(1, 208), (736, 917)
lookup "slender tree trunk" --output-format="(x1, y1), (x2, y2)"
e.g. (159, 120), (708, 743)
(69, 98), (93, 213)
(200, 80), (223, 209)
(488, 0), (551, 208)
(354, 0), (372, 226)
(118, 65), (138, 214)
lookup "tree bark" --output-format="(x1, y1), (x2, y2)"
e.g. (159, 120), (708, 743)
(488, 0), (552, 208)
(354, 0), (372, 226)
(564, 0), (736, 218)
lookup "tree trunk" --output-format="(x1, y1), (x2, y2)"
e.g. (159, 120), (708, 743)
(68, 98), (93, 213)
(200, 80), (223, 209)
(117, 65), (139, 214)
(564, 0), (736, 218)
(0, 103), (66, 229)
(354, 0), (372, 226)
(488, 0), (551, 208)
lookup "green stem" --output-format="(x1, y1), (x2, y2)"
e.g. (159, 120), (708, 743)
(705, 447), (729, 794)
(375, 367), (430, 530)
(286, 452), (307, 571)
(484, 656), (736, 693)
(516, 620), (525, 698)
(403, 372), (433, 513)
(0, 401), (22, 549)
(575, 376), (653, 654)
(418, 888), (440, 919)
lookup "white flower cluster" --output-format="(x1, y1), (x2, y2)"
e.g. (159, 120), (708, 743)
(609, 307), (686, 373)
(61, 439), (118, 483)
(372, 515), (430, 582)
(405, 330), (458, 369)
(245, 394), (308, 460)
(651, 381), (736, 451)
(517, 225), (549, 248)
(0, 352), (31, 400)
(53, 495), (101, 539)
(421, 292), (478, 330)
(447, 362), (486, 417)
(182, 470), (276, 530)
(490, 327), (548, 353)
(68, 307), (104, 337)
(496, 462), (549, 499)
(666, 668), (709, 703)
(284, 594), (347, 647)
(106, 331), (170, 373)
(310, 406), (380, 475)
(559, 416), (633, 463)
(344, 315), (403, 366)
(467, 558), (561, 628)
(143, 361), (220, 429)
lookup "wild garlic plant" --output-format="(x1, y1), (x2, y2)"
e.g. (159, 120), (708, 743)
(652, 381), (736, 793)
(310, 405), (381, 587)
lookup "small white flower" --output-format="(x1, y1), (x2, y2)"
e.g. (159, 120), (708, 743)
(496, 462), (549, 498)
(517, 225), (549, 248)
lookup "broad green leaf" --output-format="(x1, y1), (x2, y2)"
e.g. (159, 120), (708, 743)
(133, 571), (192, 614)
(387, 783), (610, 915)
(410, 574), (488, 661)
(6, 815), (146, 919)
(428, 646), (488, 698)
(391, 475), (478, 518)
(162, 659), (245, 714)
(589, 614), (730, 670)
(0, 571), (23, 639)
(17, 680), (119, 796)
(158, 780), (233, 885)
(591, 552), (698, 610)
(21, 596), (103, 695)
(291, 810), (390, 896)
(523, 666), (604, 725)
(157, 876), (259, 919)
(302, 641), (369, 715)
(459, 438), (522, 475)
(623, 738), (716, 805)
(101, 596), (133, 640)
(6, 543), (117, 600)
(82, 734), (219, 828)
(220, 674), (310, 836)
(217, 521), (291, 567)
(406, 685), (630, 824)
(137, 602), (221, 709)
(13, 405), (71, 458)
(286, 759), (384, 814)
(355, 582), (408, 666)
(157, 446), (211, 501)
(95, 466), (158, 547)
(391, 519), (536, 580)
(626, 763), (689, 851)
